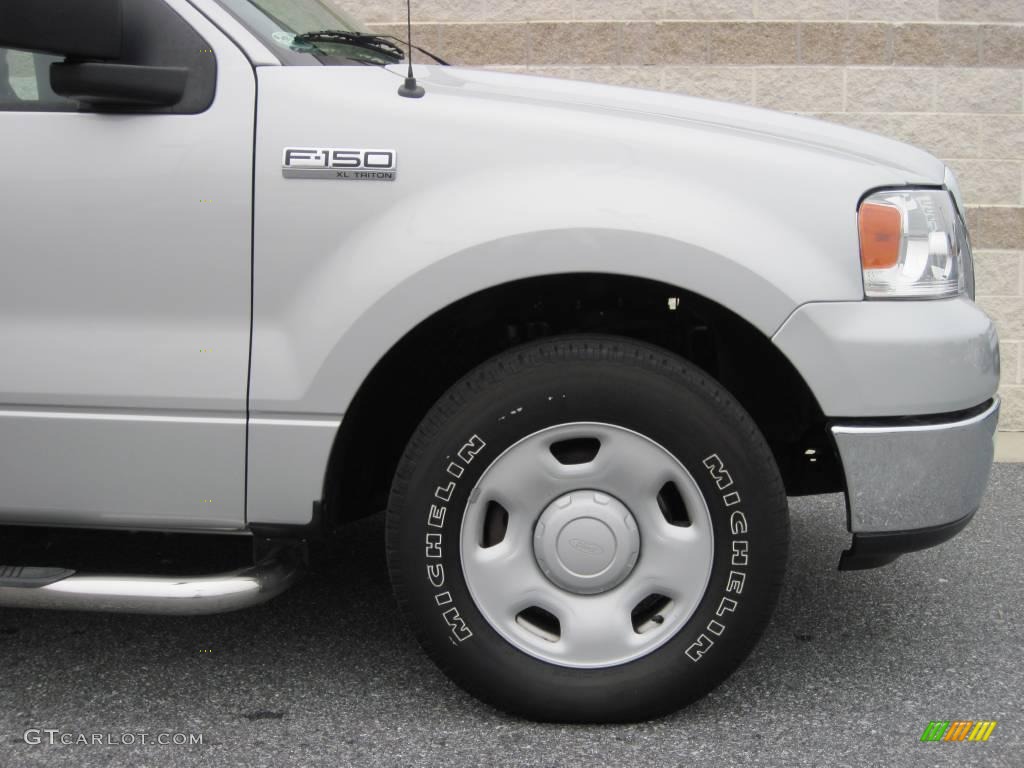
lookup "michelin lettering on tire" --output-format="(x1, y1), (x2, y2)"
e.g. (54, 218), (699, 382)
(424, 433), (487, 646)
(685, 453), (750, 663)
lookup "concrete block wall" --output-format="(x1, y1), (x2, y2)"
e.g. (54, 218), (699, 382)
(355, 1), (1023, 429)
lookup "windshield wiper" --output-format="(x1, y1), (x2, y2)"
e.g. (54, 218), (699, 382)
(292, 30), (449, 66)
(375, 34), (449, 66)
(292, 30), (405, 63)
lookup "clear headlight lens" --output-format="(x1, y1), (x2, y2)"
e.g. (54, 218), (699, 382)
(858, 189), (972, 299)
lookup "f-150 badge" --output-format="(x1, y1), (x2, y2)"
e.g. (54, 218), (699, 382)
(282, 148), (397, 180)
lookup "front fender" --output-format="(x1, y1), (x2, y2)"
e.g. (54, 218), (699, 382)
(247, 66), (891, 416)
(246, 219), (820, 527)
(245, 64), (892, 525)
(250, 177), (864, 416)
(261, 226), (794, 416)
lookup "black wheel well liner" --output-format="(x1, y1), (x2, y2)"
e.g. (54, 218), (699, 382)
(322, 273), (842, 524)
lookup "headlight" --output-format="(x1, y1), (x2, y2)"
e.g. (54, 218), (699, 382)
(858, 188), (974, 299)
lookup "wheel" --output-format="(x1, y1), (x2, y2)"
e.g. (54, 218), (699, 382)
(386, 335), (788, 722)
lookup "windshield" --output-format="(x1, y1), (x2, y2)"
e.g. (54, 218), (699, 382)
(214, 0), (396, 66)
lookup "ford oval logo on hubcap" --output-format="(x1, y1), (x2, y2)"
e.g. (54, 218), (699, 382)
(568, 538), (604, 556)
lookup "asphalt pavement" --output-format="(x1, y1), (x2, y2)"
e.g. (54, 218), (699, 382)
(1, 465), (1021, 768)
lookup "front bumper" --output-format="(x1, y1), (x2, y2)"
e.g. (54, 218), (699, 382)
(831, 398), (1000, 569)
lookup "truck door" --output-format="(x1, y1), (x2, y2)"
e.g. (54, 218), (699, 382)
(0, 0), (255, 530)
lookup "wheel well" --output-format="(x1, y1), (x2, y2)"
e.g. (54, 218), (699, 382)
(322, 274), (841, 525)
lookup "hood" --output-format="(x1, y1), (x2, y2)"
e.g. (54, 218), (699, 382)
(396, 65), (946, 185)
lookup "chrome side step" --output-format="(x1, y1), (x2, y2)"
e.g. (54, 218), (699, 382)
(0, 554), (302, 615)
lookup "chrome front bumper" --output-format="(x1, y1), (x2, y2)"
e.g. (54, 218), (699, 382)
(831, 398), (999, 569)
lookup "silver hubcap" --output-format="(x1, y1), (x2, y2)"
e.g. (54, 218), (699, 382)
(533, 490), (640, 595)
(460, 422), (715, 669)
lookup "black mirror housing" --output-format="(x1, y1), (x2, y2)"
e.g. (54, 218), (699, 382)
(51, 62), (187, 107)
(0, 0), (122, 60)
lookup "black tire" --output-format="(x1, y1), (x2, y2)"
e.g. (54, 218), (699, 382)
(386, 336), (788, 722)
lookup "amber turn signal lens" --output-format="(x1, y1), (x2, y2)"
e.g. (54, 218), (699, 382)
(858, 202), (901, 270)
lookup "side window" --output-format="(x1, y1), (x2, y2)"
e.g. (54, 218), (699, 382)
(0, 49), (77, 111)
(0, 0), (217, 115)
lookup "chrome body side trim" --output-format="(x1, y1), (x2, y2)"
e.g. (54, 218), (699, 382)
(249, 416), (342, 428)
(0, 408), (244, 425)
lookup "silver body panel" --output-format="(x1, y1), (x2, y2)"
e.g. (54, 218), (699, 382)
(0, 408), (244, 529)
(833, 399), (1000, 533)
(245, 64), (996, 526)
(248, 64), (941, 419)
(0, 0), (1001, 535)
(247, 416), (340, 525)
(0, 0), (255, 530)
(773, 297), (1000, 417)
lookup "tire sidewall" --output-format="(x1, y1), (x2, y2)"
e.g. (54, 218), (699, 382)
(390, 345), (786, 720)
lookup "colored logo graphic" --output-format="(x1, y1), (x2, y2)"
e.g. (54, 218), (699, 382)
(920, 721), (997, 742)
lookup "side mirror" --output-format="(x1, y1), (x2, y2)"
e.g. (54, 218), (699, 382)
(0, 0), (188, 109)
(50, 63), (188, 107)
(0, 0), (123, 60)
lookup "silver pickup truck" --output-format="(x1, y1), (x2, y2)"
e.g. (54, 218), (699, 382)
(0, 0), (1001, 722)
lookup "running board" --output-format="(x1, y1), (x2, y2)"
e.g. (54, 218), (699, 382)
(0, 553), (302, 615)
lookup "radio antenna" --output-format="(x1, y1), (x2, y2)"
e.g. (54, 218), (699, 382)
(397, 0), (425, 98)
